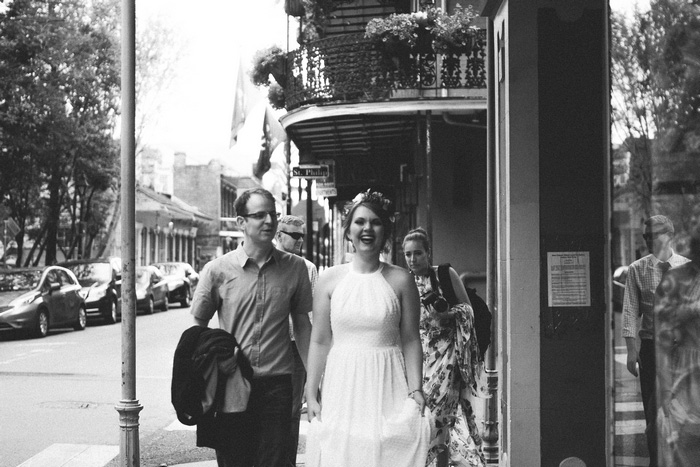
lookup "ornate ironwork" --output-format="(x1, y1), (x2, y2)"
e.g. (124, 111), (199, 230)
(285, 29), (487, 110)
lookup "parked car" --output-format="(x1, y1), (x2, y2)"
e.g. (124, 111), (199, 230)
(152, 262), (199, 307)
(0, 266), (86, 338)
(612, 265), (628, 312)
(59, 257), (122, 323)
(136, 266), (170, 314)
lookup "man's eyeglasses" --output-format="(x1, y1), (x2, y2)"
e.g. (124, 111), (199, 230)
(279, 230), (305, 241)
(239, 210), (278, 221)
(642, 231), (669, 241)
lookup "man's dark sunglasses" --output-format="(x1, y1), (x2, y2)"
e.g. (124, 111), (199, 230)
(642, 231), (669, 241)
(279, 230), (305, 240)
(239, 210), (278, 220)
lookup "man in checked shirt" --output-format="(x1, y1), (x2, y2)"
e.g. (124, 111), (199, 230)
(622, 215), (689, 467)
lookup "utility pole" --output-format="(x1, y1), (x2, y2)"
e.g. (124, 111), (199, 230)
(115, 0), (142, 466)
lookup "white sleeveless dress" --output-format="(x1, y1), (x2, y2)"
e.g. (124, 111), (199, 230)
(306, 263), (433, 467)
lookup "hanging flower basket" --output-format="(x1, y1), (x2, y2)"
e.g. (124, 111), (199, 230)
(285, 0), (305, 17)
(251, 46), (287, 88)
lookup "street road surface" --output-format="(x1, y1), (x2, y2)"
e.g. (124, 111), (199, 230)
(0, 304), (200, 467)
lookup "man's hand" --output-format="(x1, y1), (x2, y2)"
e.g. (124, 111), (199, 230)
(626, 349), (639, 377)
(306, 398), (322, 422)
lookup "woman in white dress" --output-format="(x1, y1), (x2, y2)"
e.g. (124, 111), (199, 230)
(305, 190), (433, 467)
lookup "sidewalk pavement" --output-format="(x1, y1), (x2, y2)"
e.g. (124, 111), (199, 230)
(171, 462), (217, 467)
(171, 455), (306, 467)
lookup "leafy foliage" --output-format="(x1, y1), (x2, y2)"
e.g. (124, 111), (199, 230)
(251, 46), (287, 88)
(268, 82), (286, 110)
(364, 5), (477, 54)
(0, 0), (180, 264)
(611, 0), (700, 236)
(0, 0), (120, 264)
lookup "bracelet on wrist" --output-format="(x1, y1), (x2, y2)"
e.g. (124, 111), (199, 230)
(408, 389), (424, 397)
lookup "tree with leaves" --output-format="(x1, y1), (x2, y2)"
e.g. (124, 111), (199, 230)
(611, 0), (700, 237)
(1, 0), (181, 265)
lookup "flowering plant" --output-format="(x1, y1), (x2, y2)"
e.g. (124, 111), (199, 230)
(250, 46), (287, 87)
(364, 4), (477, 54)
(365, 13), (422, 49)
(431, 4), (478, 53)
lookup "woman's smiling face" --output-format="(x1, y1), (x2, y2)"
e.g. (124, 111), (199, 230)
(349, 205), (385, 253)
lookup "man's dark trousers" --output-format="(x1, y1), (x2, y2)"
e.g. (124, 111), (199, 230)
(287, 342), (306, 466)
(215, 375), (292, 467)
(639, 339), (657, 466)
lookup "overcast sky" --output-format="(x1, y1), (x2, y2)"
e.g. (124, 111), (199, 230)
(140, 0), (291, 168)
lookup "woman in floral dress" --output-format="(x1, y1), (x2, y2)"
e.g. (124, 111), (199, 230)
(403, 228), (485, 467)
(654, 225), (700, 466)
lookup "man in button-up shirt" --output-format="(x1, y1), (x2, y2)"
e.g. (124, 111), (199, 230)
(622, 215), (689, 467)
(191, 188), (313, 467)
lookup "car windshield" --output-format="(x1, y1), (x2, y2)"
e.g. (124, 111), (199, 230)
(0, 271), (42, 292)
(69, 263), (112, 286)
(157, 264), (183, 276)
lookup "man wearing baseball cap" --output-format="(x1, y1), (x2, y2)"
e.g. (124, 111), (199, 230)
(622, 215), (689, 466)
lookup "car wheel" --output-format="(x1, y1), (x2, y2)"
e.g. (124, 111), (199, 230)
(180, 288), (191, 308)
(34, 309), (49, 338)
(74, 306), (87, 331)
(161, 294), (169, 312)
(104, 299), (118, 324)
(145, 297), (154, 315)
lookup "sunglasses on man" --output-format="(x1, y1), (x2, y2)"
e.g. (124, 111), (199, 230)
(239, 210), (278, 221)
(279, 231), (305, 241)
(642, 230), (670, 241)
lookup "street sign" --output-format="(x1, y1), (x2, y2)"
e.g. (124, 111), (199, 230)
(316, 159), (336, 198)
(292, 165), (329, 179)
(316, 187), (338, 197)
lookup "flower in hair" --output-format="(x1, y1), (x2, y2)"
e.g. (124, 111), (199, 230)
(352, 189), (392, 211)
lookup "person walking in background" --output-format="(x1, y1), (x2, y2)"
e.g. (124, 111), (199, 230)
(304, 190), (432, 467)
(403, 228), (485, 467)
(654, 223), (700, 466)
(190, 188), (313, 467)
(276, 214), (318, 467)
(622, 215), (689, 467)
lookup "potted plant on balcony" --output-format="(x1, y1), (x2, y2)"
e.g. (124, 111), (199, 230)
(267, 82), (286, 110)
(365, 11), (420, 54)
(251, 45), (287, 88)
(365, 5), (477, 55)
(431, 4), (478, 54)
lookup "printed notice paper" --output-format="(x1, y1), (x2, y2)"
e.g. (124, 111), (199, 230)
(547, 252), (591, 307)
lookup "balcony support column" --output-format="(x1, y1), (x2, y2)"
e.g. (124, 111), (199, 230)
(482, 17), (500, 464)
(425, 110), (433, 241)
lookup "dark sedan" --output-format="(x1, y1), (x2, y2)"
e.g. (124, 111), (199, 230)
(136, 266), (170, 314)
(152, 262), (199, 307)
(0, 266), (86, 338)
(59, 257), (122, 323)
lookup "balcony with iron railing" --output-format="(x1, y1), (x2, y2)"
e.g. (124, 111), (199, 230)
(284, 29), (487, 111)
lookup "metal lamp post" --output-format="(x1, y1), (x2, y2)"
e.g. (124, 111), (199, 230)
(115, 0), (142, 466)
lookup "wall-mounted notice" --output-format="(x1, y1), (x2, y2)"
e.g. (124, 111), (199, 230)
(547, 251), (591, 307)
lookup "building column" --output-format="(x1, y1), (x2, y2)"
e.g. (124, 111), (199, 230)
(484, 1), (609, 465)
